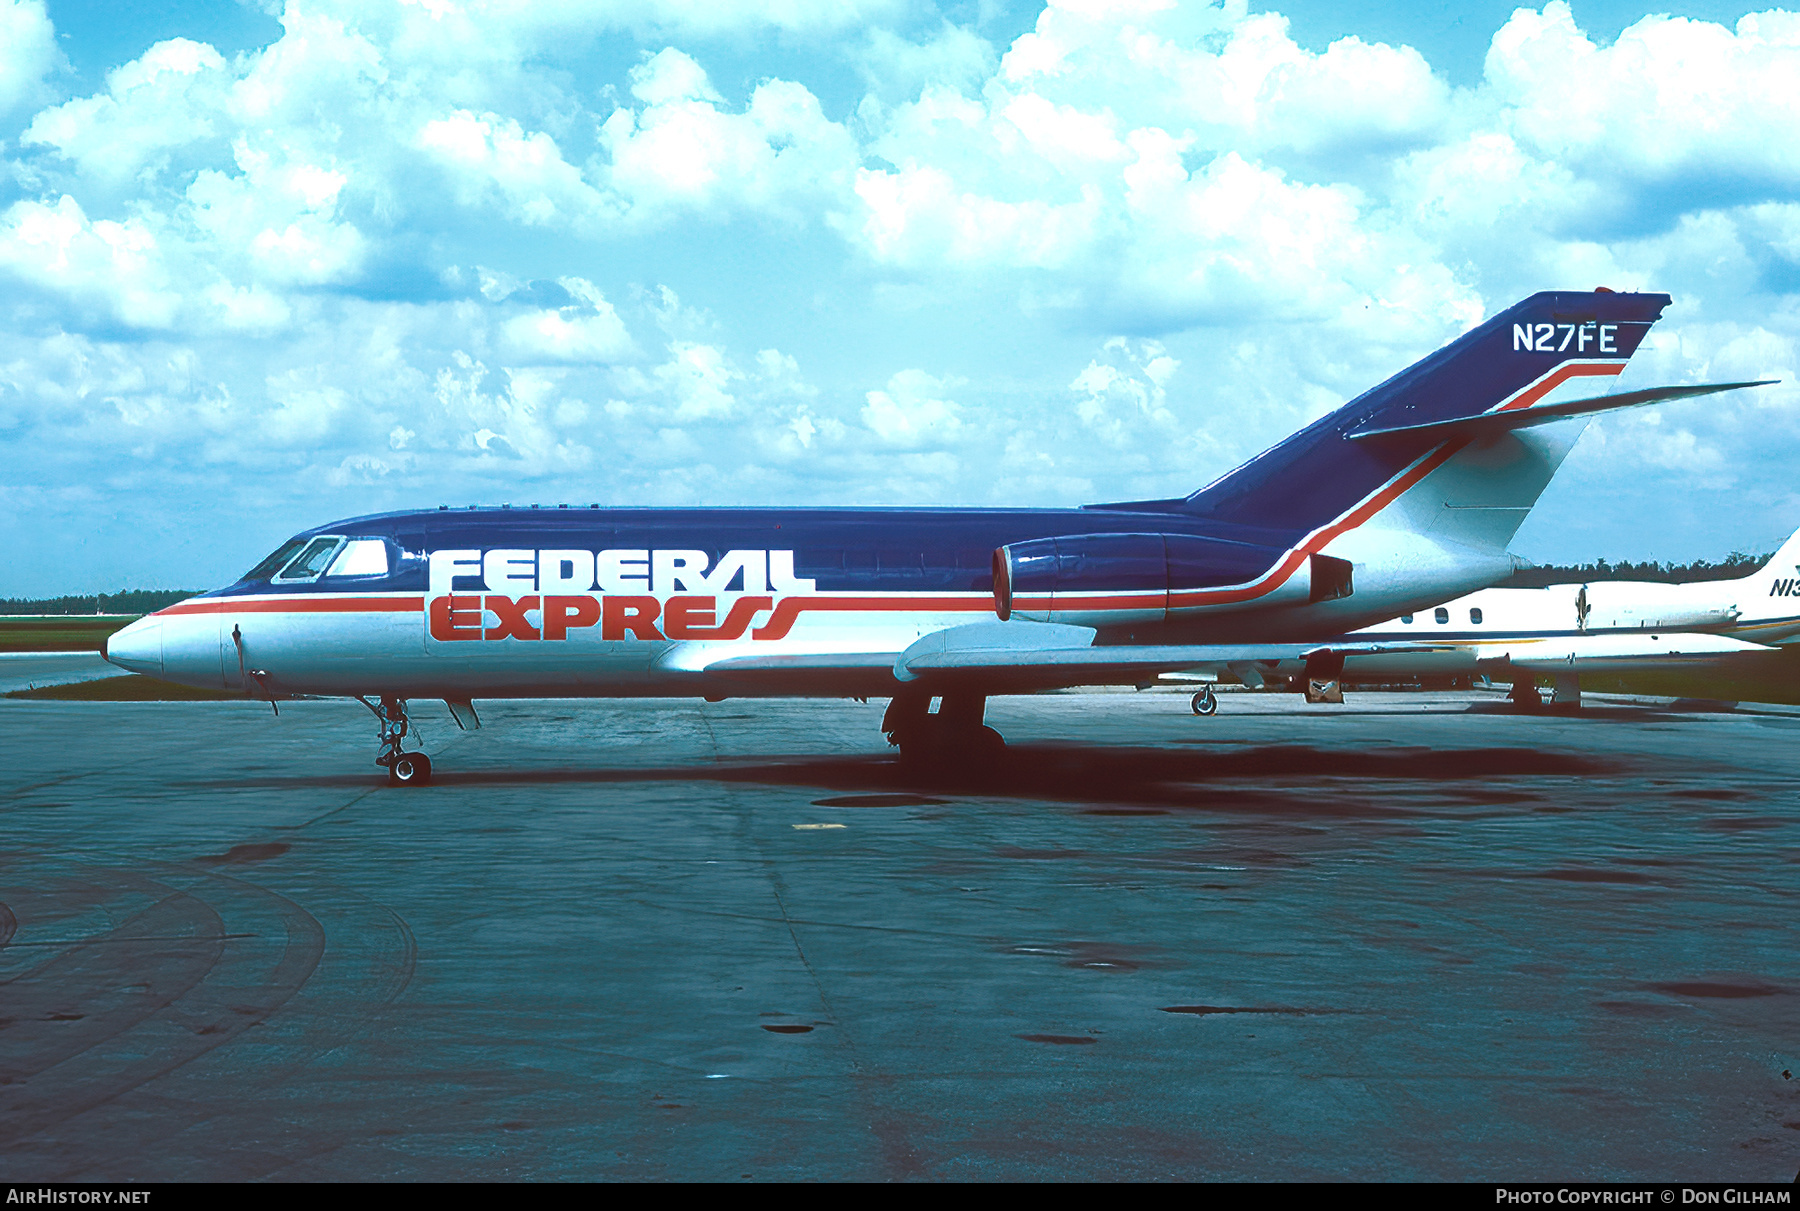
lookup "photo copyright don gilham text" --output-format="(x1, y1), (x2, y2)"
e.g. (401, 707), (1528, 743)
(1496, 1191), (1791, 1206)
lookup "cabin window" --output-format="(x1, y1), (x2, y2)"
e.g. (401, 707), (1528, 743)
(245, 538), (306, 582)
(275, 536), (345, 583)
(1469, 607), (1483, 625)
(1399, 614), (1413, 624)
(326, 538), (390, 578)
(1434, 606), (1449, 624)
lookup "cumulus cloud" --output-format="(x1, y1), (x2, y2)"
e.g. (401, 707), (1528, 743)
(2, 0), (1800, 590)
(1487, 4), (1800, 190)
(862, 369), (963, 447)
(501, 279), (635, 363)
(596, 50), (858, 224)
(418, 109), (612, 227)
(0, 0), (58, 117)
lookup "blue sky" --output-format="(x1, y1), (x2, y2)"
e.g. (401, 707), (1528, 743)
(2, 0), (1797, 594)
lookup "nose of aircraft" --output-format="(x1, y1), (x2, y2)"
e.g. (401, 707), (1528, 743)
(105, 615), (164, 676)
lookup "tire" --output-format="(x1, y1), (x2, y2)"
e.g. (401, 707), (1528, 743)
(1191, 688), (1217, 716)
(390, 751), (433, 786)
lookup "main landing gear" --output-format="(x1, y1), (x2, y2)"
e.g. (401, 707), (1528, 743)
(883, 689), (1005, 772)
(1190, 686), (1217, 716)
(358, 696), (433, 786)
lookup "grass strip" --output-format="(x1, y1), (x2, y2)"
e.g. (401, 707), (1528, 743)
(6, 675), (241, 701)
(0, 616), (139, 652)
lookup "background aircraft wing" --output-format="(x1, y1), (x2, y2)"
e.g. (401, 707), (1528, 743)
(1481, 632), (1774, 672)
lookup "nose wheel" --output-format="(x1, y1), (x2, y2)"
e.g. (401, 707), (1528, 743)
(1190, 686), (1217, 716)
(390, 751), (433, 785)
(357, 696), (433, 786)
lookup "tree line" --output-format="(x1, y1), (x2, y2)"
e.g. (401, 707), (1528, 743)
(0, 590), (204, 616)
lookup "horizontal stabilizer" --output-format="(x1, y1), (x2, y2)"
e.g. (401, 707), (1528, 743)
(1347, 380), (1776, 444)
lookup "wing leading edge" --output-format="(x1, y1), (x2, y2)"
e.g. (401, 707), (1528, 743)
(691, 621), (1448, 695)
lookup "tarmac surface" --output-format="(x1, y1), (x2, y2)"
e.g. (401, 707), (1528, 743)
(1, 687), (1797, 1182)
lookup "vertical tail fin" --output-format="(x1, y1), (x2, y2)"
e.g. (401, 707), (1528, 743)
(1731, 525), (1800, 616)
(1177, 290), (1671, 540)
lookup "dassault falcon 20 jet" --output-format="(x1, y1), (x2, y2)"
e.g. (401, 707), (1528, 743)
(107, 290), (1771, 784)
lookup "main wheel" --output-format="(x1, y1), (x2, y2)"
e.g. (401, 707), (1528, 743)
(1191, 687), (1217, 716)
(390, 751), (433, 786)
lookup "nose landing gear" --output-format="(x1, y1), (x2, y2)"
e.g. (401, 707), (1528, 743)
(1190, 686), (1217, 716)
(357, 696), (433, 786)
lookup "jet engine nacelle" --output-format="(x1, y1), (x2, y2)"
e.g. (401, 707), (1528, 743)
(993, 531), (1353, 626)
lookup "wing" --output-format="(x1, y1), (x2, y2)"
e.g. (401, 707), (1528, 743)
(892, 622), (1446, 693)
(669, 621), (1448, 696)
(1480, 632), (1774, 672)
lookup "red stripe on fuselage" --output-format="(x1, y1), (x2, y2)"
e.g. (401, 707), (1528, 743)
(750, 595), (993, 640)
(1122, 360), (1625, 614)
(156, 595), (425, 616)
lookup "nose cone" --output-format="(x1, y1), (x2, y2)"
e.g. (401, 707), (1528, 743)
(105, 616), (163, 676)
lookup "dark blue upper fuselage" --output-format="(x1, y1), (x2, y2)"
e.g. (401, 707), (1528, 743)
(203, 505), (1301, 597)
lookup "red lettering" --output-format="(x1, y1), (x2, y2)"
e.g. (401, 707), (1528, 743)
(667, 595), (772, 640)
(543, 595), (602, 640)
(663, 595), (716, 639)
(752, 596), (808, 640)
(429, 594), (483, 640)
(485, 594), (540, 640)
(602, 595), (664, 640)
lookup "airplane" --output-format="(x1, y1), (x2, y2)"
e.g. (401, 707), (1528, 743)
(103, 289), (1774, 784)
(1311, 523), (1800, 711)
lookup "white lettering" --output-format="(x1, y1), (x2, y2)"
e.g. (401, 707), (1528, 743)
(708, 549), (769, 594)
(596, 549), (650, 593)
(653, 549), (711, 593)
(1513, 323), (1534, 351)
(769, 550), (817, 594)
(429, 549), (482, 596)
(482, 549), (537, 593)
(1578, 324), (1593, 352)
(538, 549), (595, 593)
(1600, 324), (1617, 353)
(1535, 322), (1554, 349)
(1557, 324), (1576, 351)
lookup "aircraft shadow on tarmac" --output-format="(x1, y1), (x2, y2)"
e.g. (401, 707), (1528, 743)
(204, 742), (1641, 818)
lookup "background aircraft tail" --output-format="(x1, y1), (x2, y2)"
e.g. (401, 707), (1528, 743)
(1730, 524), (1800, 618)
(1156, 290), (1673, 554)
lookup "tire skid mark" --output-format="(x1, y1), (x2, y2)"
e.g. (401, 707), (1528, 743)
(0, 865), (325, 1152)
(173, 895), (420, 1183)
(0, 887), (226, 1098)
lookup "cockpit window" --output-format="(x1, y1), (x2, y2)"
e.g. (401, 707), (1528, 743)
(275, 536), (345, 582)
(326, 538), (390, 578)
(245, 538), (307, 582)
